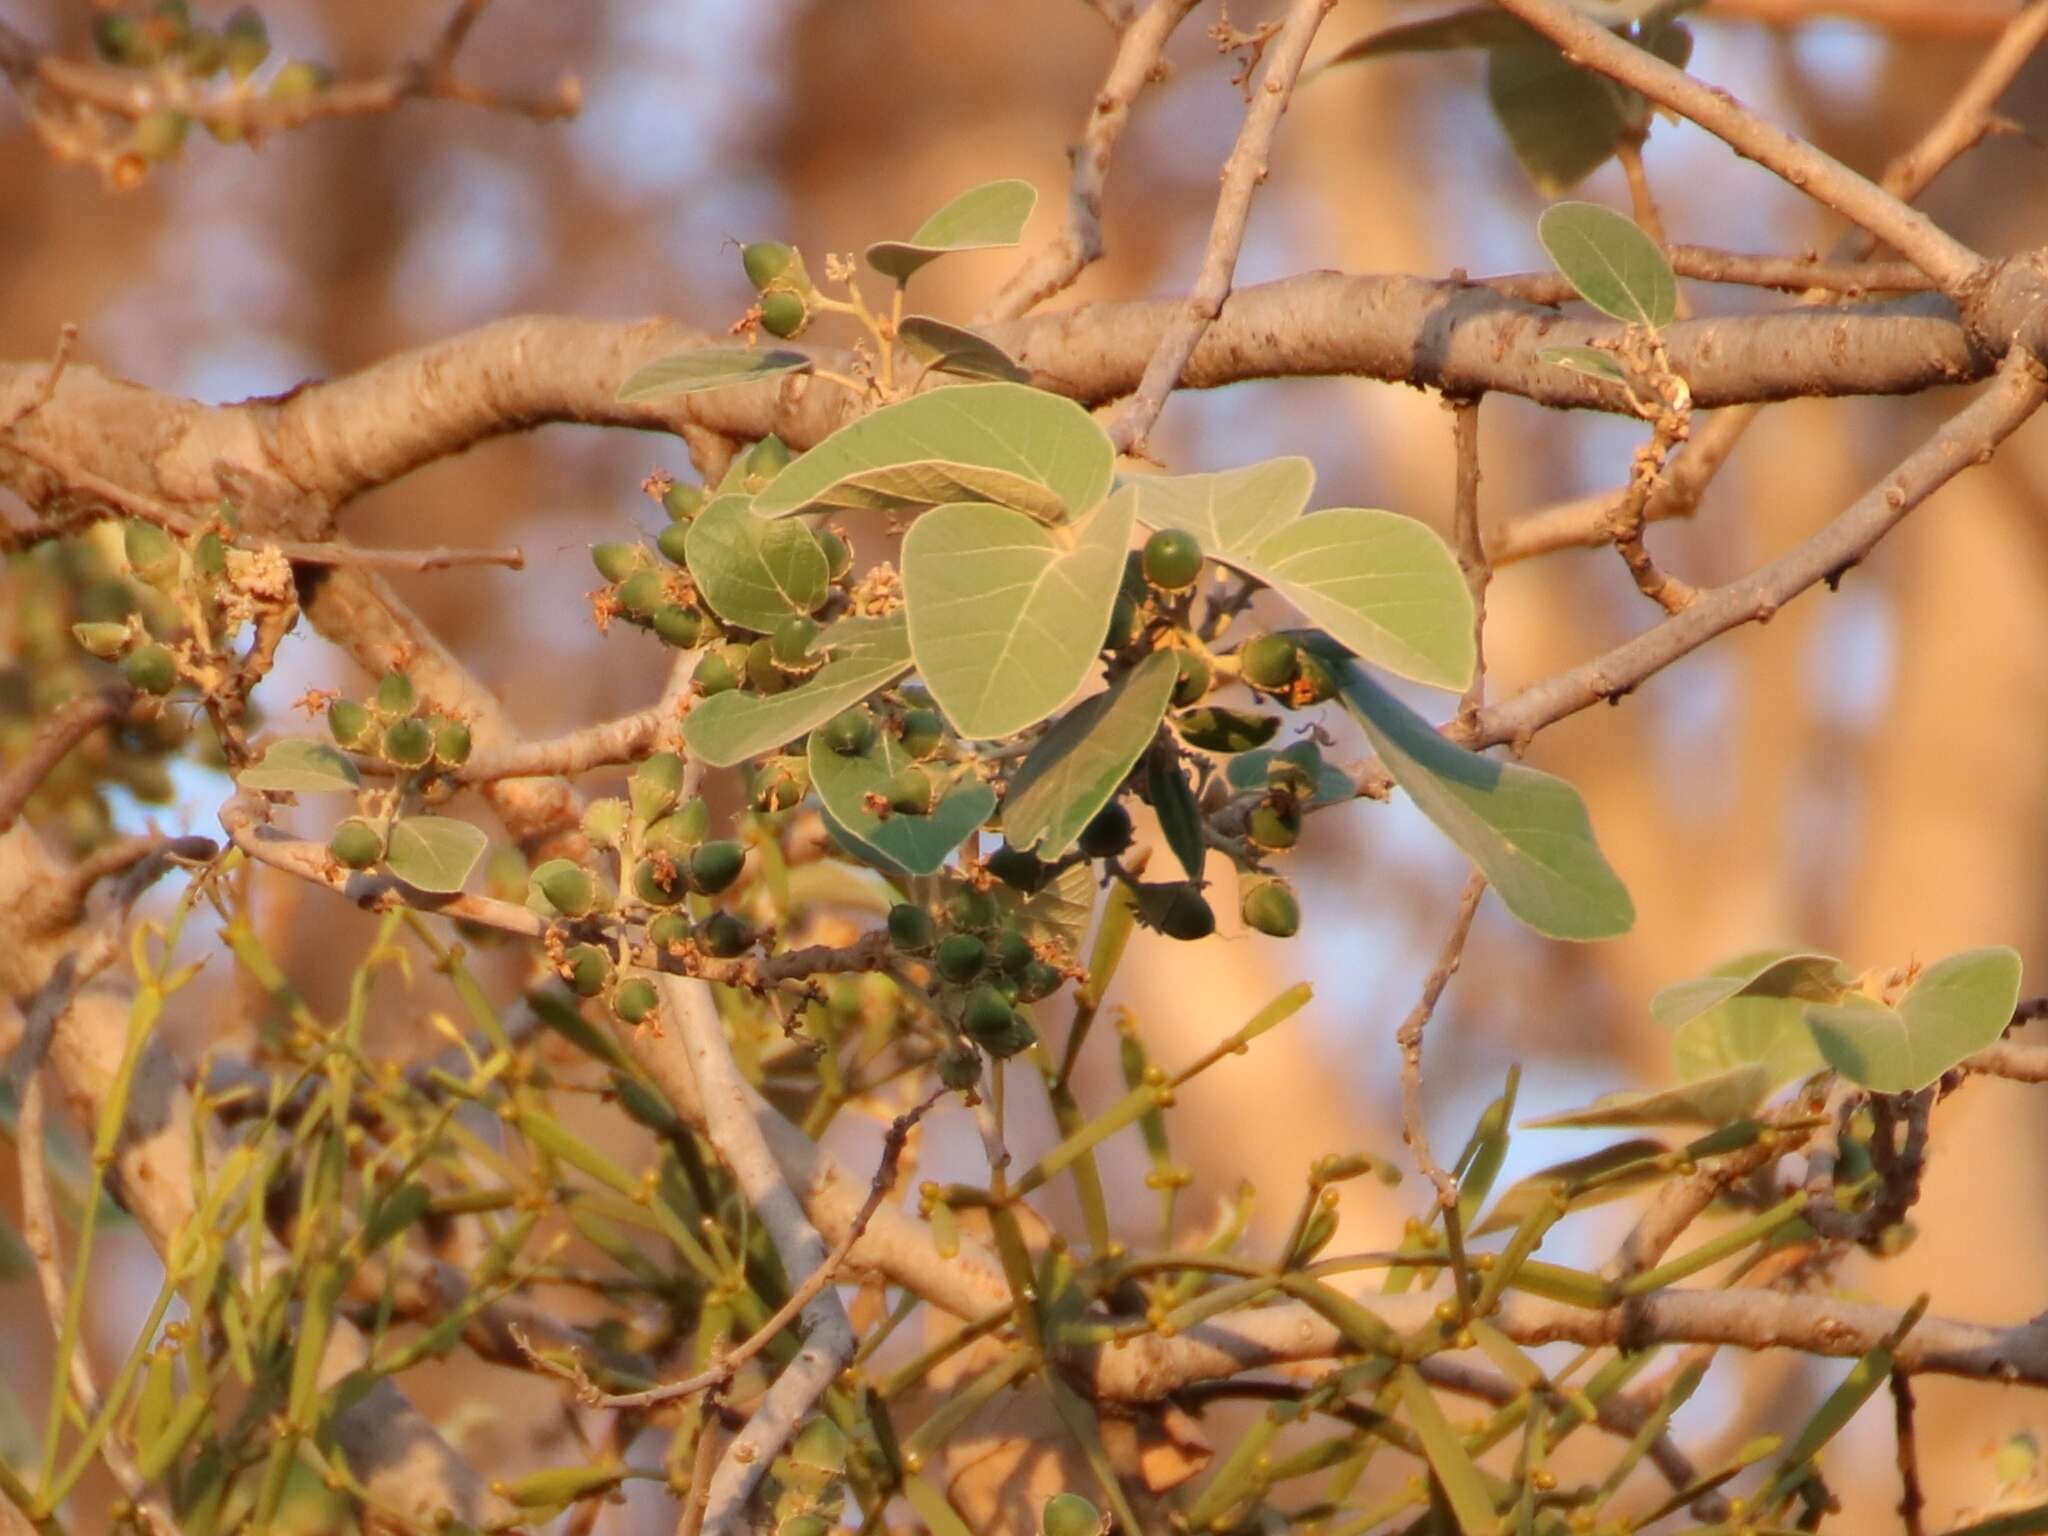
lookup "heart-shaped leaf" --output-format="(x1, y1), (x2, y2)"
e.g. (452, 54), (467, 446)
(683, 493), (829, 632)
(903, 486), (1137, 740)
(1660, 950), (1847, 1086)
(683, 615), (913, 768)
(1804, 947), (2022, 1093)
(1537, 201), (1678, 329)
(897, 316), (1030, 384)
(752, 383), (1112, 524)
(238, 739), (361, 794)
(807, 731), (996, 876)
(1520, 1063), (1772, 1128)
(1003, 650), (1177, 856)
(615, 348), (812, 403)
(383, 816), (487, 894)
(1130, 459), (1473, 691)
(1334, 660), (1632, 940)
(1225, 741), (1354, 808)
(865, 179), (1037, 282)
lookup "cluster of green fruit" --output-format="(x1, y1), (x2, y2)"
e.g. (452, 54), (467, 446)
(324, 673), (476, 871)
(68, 520), (224, 696)
(740, 241), (814, 340)
(885, 882), (1063, 1083)
(89, 4), (331, 158)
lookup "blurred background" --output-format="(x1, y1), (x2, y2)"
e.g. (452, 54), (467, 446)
(4, 0), (2048, 1529)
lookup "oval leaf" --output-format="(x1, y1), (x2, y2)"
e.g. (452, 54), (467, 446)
(1334, 659), (1632, 940)
(1520, 1064), (1772, 1129)
(1127, 458), (1315, 557)
(1225, 741), (1354, 808)
(615, 348), (812, 403)
(1003, 650), (1178, 856)
(384, 816), (487, 894)
(903, 486), (1137, 740)
(865, 179), (1037, 282)
(807, 731), (996, 876)
(1147, 744), (1205, 882)
(897, 316), (1030, 384)
(1805, 947), (2022, 1093)
(684, 615), (913, 768)
(752, 383), (1111, 523)
(1536, 200), (1677, 329)
(1488, 43), (1639, 198)
(683, 493), (829, 632)
(238, 739), (362, 794)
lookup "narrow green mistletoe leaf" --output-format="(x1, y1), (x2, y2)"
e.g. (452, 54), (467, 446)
(1520, 1063), (1772, 1129)
(807, 730), (996, 876)
(1147, 744), (1205, 881)
(1003, 649), (1178, 856)
(1538, 345), (1629, 383)
(865, 179), (1037, 282)
(1661, 949), (1846, 1087)
(903, 485), (1138, 740)
(615, 348), (812, 403)
(684, 615), (913, 767)
(1397, 1365), (1500, 1536)
(752, 383), (1111, 523)
(896, 316), (1030, 384)
(1804, 947), (2022, 1093)
(1474, 1138), (1667, 1236)
(1334, 660), (1633, 940)
(683, 493), (829, 632)
(1225, 740), (1355, 807)
(1537, 201), (1678, 329)
(383, 816), (487, 894)
(238, 739), (361, 794)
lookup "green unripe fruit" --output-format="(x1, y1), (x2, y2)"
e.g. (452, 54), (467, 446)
(751, 755), (809, 811)
(375, 672), (416, 716)
(1016, 960), (1064, 1004)
(1265, 747), (1319, 800)
(662, 481), (704, 522)
(934, 933), (986, 985)
(1240, 633), (1299, 691)
(822, 706), (876, 756)
(745, 637), (790, 695)
(204, 112), (245, 146)
(817, 528), (853, 581)
(1077, 802), (1134, 860)
(564, 944), (612, 998)
(1135, 881), (1215, 941)
(964, 995), (1037, 1059)
(1102, 592), (1141, 653)
(582, 797), (629, 848)
(652, 604), (706, 649)
(695, 644), (745, 696)
(1246, 800), (1300, 852)
(936, 1042), (983, 1092)
(533, 858), (597, 919)
(328, 698), (374, 750)
(94, 14), (145, 64)
(193, 531), (228, 577)
(985, 845), (1047, 893)
(179, 28), (225, 76)
(885, 764), (936, 817)
(759, 289), (809, 339)
(329, 819), (383, 870)
(383, 718), (433, 768)
(630, 752), (685, 823)
(72, 622), (131, 660)
(645, 798), (710, 855)
(615, 568), (666, 622)
(121, 643), (177, 695)
(688, 839), (746, 895)
(1293, 648), (1339, 705)
(1170, 648), (1213, 707)
(268, 59), (332, 100)
(433, 721), (472, 767)
(696, 910), (751, 958)
(223, 7), (268, 78)
(989, 928), (1034, 975)
(123, 521), (180, 587)
(741, 241), (797, 290)
(1242, 878), (1301, 938)
(632, 856), (685, 908)
(1043, 1493), (1103, 1536)
(947, 885), (998, 931)
(771, 613), (821, 670)
(134, 110), (190, 162)
(1141, 528), (1203, 593)
(887, 903), (937, 954)
(655, 521), (692, 566)
(746, 434), (792, 485)
(648, 912), (692, 951)
(898, 708), (946, 761)
(611, 978), (659, 1024)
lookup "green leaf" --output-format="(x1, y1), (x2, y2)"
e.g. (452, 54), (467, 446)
(1397, 1366), (1499, 1535)
(684, 615), (913, 767)
(1003, 650), (1177, 856)
(1008, 860), (1097, 958)
(1487, 43), (1639, 197)
(238, 739), (361, 794)
(807, 731), (996, 876)
(1473, 1138), (1667, 1236)
(1130, 460), (1473, 690)
(1174, 706), (1280, 755)
(683, 493), (829, 632)
(1147, 745), (1205, 881)
(865, 179), (1037, 282)
(1538, 345), (1629, 383)
(1225, 741), (1354, 807)
(1662, 950), (1845, 1087)
(1804, 947), (2022, 1093)
(1322, 6), (1542, 64)
(383, 816), (487, 894)
(752, 383), (1111, 523)
(1537, 201), (1678, 329)
(1334, 661), (1632, 940)
(614, 348), (812, 403)
(897, 316), (1030, 384)
(1520, 1064), (1772, 1129)
(903, 486), (1137, 740)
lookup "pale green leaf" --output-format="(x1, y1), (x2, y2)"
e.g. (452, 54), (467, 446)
(683, 615), (913, 767)
(1397, 1365), (1499, 1535)
(238, 739), (361, 794)
(1473, 1138), (1667, 1236)
(1538, 345), (1629, 383)
(1126, 458), (1313, 557)
(897, 316), (1030, 383)
(903, 486), (1137, 740)
(1335, 661), (1632, 940)
(807, 731), (996, 876)
(1225, 741), (1355, 808)
(614, 348), (812, 403)
(384, 816), (487, 894)
(1007, 860), (1097, 959)
(1653, 950), (1848, 1028)
(752, 383), (1111, 523)
(1002, 650), (1177, 856)
(1664, 949), (1845, 1086)
(1537, 201), (1678, 329)
(1805, 947), (2022, 1092)
(1520, 1064), (1772, 1129)
(683, 493), (829, 632)
(865, 179), (1037, 282)
(1487, 43), (1638, 197)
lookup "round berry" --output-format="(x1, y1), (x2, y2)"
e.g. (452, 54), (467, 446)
(662, 482), (704, 522)
(1170, 649), (1213, 707)
(1141, 528), (1203, 593)
(383, 718), (433, 768)
(886, 764), (936, 817)
(533, 858), (597, 918)
(816, 528), (853, 581)
(936, 1042), (983, 1092)
(989, 928), (1034, 975)
(591, 541), (648, 584)
(822, 707), (876, 756)
(648, 912), (692, 951)
(1239, 634), (1300, 692)
(759, 289), (809, 339)
(985, 845), (1047, 893)
(934, 933), (987, 985)
(1015, 960), (1064, 1004)
(688, 839), (746, 895)
(653, 604), (706, 649)
(696, 910), (751, 958)
(656, 521), (692, 566)
(564, 944), (612, 998)
(898, 708), (946, 761)
(328, 698), (374, 750)
(329, 819), (383, 870)
(1042, 1494), (1103, 1536)
(1246, 801), (1300, 852)
(771, 614), (821, 670)
(741, 242), (797, 290)
(947, 885), (998, 931)
(1242, 878), (1301, 938)
(1076, 802), (1134, 860)
(887, 903), (937, 954)
(611, 977), (659, 1024)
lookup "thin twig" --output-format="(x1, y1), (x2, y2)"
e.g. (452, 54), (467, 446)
(1396, 872), (1488, 1208)
(1893, 1369), (1927, 1536)
(0, 689), (131, 835)
(1450, 397), (1489, 723)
